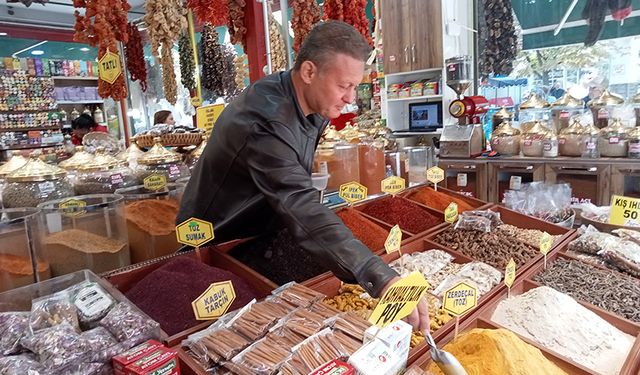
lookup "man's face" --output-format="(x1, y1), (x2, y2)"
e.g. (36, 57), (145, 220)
(305, 53), (364, 119)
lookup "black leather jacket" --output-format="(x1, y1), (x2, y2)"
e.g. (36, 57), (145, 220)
(177, 70), (397, 297)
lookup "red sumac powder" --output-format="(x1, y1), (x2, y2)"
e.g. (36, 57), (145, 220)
(361, 197), (441, 234)
(125, 257), (258, 336)
(336, 208), (387, 251)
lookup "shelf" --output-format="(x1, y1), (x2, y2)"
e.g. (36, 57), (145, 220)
(387, 94), (442, 102)
(383, 68), (443, 78)
(52, 76), (99, 81)
(0, 143), (61, 151)
(0, 127), (61, 133)
(57, 100), (104, 105)
(0, 109), (57, 113)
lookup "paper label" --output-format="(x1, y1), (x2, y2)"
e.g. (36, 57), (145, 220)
(319, 161), (329, 175)
(381, 176), (406, 195)
(74, 283), (114, 318)
(369, 271), (430, 327)
(524, 140), (533, 146)
(539, 232), (553, 255)
(192, 281), (236, 320)
(597, 108), (609, 119)
(339, 182), (368, 204)
(176, 217), (215, 247)
(110, 173), (124, 186)
(457, 173), (468, 187)
(609, 137), (620, 144)
(504, 258), (516, 289)
(143, 174), (167, 191)
(384, 225), (402, 254)
(38, 181), (55, 194)
(560, 111), (570, 119)
(168, 164), (181, 177)
(98, 50), (122, 84)
(442, 281), (478, 317)
(609, 195), (640, 226)
(586, 141), (597, 150)
(509, 176), (522, 190)
(445, 202), (459, 223)
(426, 166), (444, 184)
(559, 138), (566, 145)
(58, 198), (87, 217)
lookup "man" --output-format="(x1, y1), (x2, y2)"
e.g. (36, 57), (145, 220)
(549, 81), (565, 101)
(178, 21), (429, 332)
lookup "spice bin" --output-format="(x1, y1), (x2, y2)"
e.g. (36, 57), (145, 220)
(488, 161), (545, 203)
(116, 139), (145, 170)
(403, 146), (431, 186)
(0, 152), (28, 207)
(520, 121), (551, 157)
(115, 183), (185, 264)
(544, 162), (610, 205)
(37, 194), (130, 277)
(439, 160), (488, 200)
(611, 164), (640, 200)
(74, 147), (136, 195)
(357, 139), (385, 195)
(2, 154), (74, 208)
(518, 94), (551, 133)
(550, 93), (585, 132)
(58, 146), (95, 183)
(313, 142), (360, 191)
(135, 137), (191, 184)
(558, 119), (585, 156)
(627, 126), (640, 158)
(490, 121), (521, 156)
(491, 106), (513, 131)
(384, 150), (409, 181)
(581, 122), (601, 158)
(0, 207), (50, 292)
(598, 118), (629, 157)
(588, 89), (625, 129)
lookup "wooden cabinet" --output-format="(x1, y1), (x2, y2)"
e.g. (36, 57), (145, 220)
(439, 160), (488, 201)
(545, 163), (610, 206)
(611, 164), (640, 203)
(382, 0), (443, 74)
(488, 161), (546, 204)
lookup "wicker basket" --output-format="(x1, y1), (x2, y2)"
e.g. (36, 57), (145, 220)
(135, 133), (203, 148)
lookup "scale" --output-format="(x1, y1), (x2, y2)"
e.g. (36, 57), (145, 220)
(440, 56), (488, 158)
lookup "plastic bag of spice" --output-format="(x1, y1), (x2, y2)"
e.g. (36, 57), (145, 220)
(454, 214), (492, 233)
(225, 336), (291, 375)
(613, 229), (640, 246)
(230, 297), (297, 340)
(80, 326), (118, 363)
(568, 225), (620, 255)
(20, 322), (89, 370)
(0, 312), (30, 355)
(279, 329), (352, 375)
(184, 310), (251, 364)
(67, 281), (115, 330)
(272, 282), (325, 308)
(0, 353), (44, 375)
(599, 240), (640, 278)
(99, 302), (159, 343)
(29, 291), (80, 333)
(324, 311), (372, 342)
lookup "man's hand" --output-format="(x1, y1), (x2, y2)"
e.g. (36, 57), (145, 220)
(380, 277), (430, 333)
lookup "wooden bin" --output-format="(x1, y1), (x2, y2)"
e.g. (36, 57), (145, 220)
(401, 184), (492, 212)
(487, 160), (545, 203)
(438, 160), (488, 201)
(611, 164), (640, 203)
(545, 162), (611, 205)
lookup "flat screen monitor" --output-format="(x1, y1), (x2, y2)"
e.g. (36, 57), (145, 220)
(409, 101), (443, 131)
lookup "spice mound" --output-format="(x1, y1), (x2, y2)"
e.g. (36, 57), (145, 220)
(408, 187), (475, 212)
(125, 257), (259, 336)
(428, 328), (568, 375)
(42, 229), (129, 276)
(361, 197), (441, 234)
(335, 208), (388, 251)
(0, 254), (50, 292)
(125, 199), (180, 263)
(491, 286), (634, 375)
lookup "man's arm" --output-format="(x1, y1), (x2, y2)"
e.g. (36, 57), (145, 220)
(243, 121), (397, 297)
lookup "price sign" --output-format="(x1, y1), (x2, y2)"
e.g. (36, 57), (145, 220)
(509, 176), (522, 190)
(369, 271), (430, 328)
(176, 217), (215, 247)
(384, 225), (402, 254)
(457, 173), (467, 187)
(539, 232), (553, 255)
(427, 167), (445, 188)
(58, 198), (87, 217)
(442, 281), (478, 317)
(381, 176), (406, 196)
(444, 202), (459, 223)
(504, 258), (516, 291)
(191, 281), (236, 320)
(98, 50), (122, 84)
(143, 174), (167, 191)
(339, 182), (368, 205)
(609, 195), (640, 226)
(196, 104), (225, 132)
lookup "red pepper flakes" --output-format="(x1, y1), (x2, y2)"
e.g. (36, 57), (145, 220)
(125, 257), (258, 336)
(336, 208), (388, 252)
(408, 187), (475, 212)
(360, 197), (441, 234)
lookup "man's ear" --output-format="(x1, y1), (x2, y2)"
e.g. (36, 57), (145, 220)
(298, 60), (317, 85)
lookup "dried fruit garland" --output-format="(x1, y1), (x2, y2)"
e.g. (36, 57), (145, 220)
(227, 0), (247, 50)
(188, 0), (228, 26)
(201, 24), (238, 99)
(234, 54), (248, 91)
(73, 0), (130, 100)
(268, 13), (287, 72)
(144, 0), (187, 105)
(323, 0), (344, 21)
(124, 23), (147, 92)
(291, 0), (321, 53)
(324, 0), (372, 46)
(178, 33), (196, 92)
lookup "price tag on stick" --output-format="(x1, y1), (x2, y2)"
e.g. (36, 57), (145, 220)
(176, 217), (215, 260)
(444, 202), (458, 224)
(427, 167), (444, 191)
(539, 232), (553, 269)
(369, 271), (430, 328)
(443, 281), (478, 337)
(384, 225), (402, 256)
(504, 258), (516, 297)
(381, 176), (406, 196)
(339, 181), (368, 206)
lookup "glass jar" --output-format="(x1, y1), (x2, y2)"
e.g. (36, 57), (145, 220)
(631, 92), (640, 128)
(628, 127), (640, 158)
(589, 90), (625, 129)
(2, 154), (74, 208)
(75, 147), (137, 194)
(520, 121), (550, 157)
(490, 121), (521, 156)
(37, 194), (130, 277)
(519, 94), (551, 133)
(491, 107), (513, 131)
(358, 139), (385, 195)
(403, 146), (430, 186)
(313, 142), (359, 191)
(116, 139), (145, 170)
(542, 132), (559, 158)
(58, 146), (95, 184)
(550, 93), (585, 132)
(115, 183), (185, 264)
(0, 207), (49, 292)
(135, 137), (191, 183)
(185, 135), (208, 170)
(598, 118), (628, 157)
(581, 124), (601, 158)
(384, 150), (408, 181)
(0, 152), (28, 206)
(558, 119), (585, 157)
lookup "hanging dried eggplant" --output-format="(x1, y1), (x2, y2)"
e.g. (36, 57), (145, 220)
(222, 45), (240, 100)
(479, 0), (518, 77)
(201, 24), (226, 97)
(228, 0), (247, 50)
(291, 0), (321, 53)
(178, 33), (196, 92)
(124, 23), (147, 91)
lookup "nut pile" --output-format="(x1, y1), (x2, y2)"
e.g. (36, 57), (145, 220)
(322, 284), (377, 320)
(498, 224), (560, 249)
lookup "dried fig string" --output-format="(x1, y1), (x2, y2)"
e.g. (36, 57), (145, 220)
(124, 23), (147, 91)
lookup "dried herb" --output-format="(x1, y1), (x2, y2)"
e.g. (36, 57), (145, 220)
(227, 0), (247, 50)
(291, 0), (321, 53)
(178, 33), (196, 92)
(124, 23), (147, 91)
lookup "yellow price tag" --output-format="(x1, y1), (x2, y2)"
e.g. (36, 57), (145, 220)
(384, 225), (402, 254)
(98, 50), (122, 84)
(426, 166), (445, 185)
(444, 202), (459, 223)
(609, 195), (640, 226)
(504, 258), (516, 289)
(339, 181), (368, 205)
(369, 271), (430, 328)
(143, 174), (167, 191)
(191, 96), (203, 107)
(442, 281), (478, 317)
(58, 198), (87, 217)
(196, 104), (225, 132)
(191, 281), (236, 320)
(539, 232), (553, 255)
(176, 217), (215, 247)
(381, 176), (406, 196)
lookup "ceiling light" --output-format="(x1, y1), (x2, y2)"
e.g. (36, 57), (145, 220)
(0, 33), (7, 36)
(80, 47), (90, 52)
(68, 47), (75, 51)
(31, 50), (44, 56)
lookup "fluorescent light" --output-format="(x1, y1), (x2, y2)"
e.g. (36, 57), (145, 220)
(12, 40), (48, 58)
(31, 50), (44, 56)
(80, 47), (90, 52)
(68, 47), (75, 51)
(0, 32), (7, 36)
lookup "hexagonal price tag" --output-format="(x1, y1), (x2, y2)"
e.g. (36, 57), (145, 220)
(539, 232), (553, 255)
(381, 176), (405, 196)
(143, 174), (167, 191)
(191, 281), (236, 320)
(443, 281), (478, 317)
(504, 258), (516, 290)
(444, 202), (458, 223)
(427, 166), (444, 190)
(98, 50), (122, 84)
(384, 224), (402, 254)
(339, 181), (368, 205)
(58, 198), (87, 217)
(176, 217), (214, 247)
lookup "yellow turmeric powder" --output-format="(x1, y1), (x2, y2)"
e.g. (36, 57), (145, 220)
(428, 328), (568, 375)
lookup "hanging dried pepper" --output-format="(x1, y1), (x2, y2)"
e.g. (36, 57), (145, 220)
(73, 0), (130, 100)
(124, 23), (147, 91)
(178, 33), (196, 92)
(227, 0), (247, 50)
(323, 0), (344, 21)
(291, 0), (321, 53)
(343, 0), (373, 46)
(144, 0), (187, 105)
(187, 0), (228, 26)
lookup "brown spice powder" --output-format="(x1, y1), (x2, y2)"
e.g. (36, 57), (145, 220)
(44, 229), (127, 254)
(0, 253), (49, 275)
(125, 199), (180, 236)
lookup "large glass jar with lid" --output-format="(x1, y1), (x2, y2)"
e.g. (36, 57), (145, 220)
(520, 121), (550, 157)
(0, 152), (28, 206)
(490, 121), (521, 156)
(358, 138), (385, 195)
(558, 119), (585, 156)
(519, 94), (551, 133)
(581, 123), (601, 158)
(135, 137), (191, 184)
(313, 142), (360, 191)
(550, 93), (585, 132)
(589, 90), (625, 129)
(58, 145), (95, 183)
(628, 126), (640, 158)
(491, 107), (513, 131)
(2, 153), (74, 208)
(631, 92), (640, 127)
(116, 138), (145, 170)
(185, 135), (208, 170)
(75, 147), (136, 195)
(598, 118), (628, 157)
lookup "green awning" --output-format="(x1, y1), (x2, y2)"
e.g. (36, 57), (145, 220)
(512, 0), (640, 49)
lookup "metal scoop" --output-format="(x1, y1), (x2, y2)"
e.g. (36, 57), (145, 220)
(425, 332), (468, 375)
